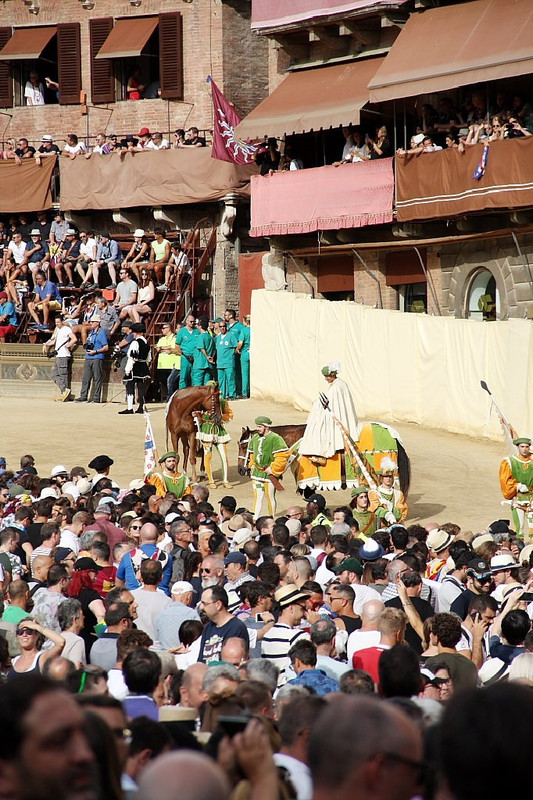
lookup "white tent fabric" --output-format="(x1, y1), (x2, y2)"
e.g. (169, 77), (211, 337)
(250, 289), (533, 441)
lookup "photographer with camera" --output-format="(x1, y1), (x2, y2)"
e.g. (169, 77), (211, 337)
(42, 315), (77, 402)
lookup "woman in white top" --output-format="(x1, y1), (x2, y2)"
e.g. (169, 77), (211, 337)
(129, 268), (156, 323)
(7, 618), (64, 679)
(24, 72), (45, 106)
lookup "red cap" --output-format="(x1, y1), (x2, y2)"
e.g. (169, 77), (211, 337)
(138, 127), (150, 136)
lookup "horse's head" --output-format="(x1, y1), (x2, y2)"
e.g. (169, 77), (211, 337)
(203, 382), (222, 425)
(237, 426), (253, 476)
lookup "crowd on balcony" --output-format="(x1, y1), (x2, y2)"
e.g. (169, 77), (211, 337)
(396, 90), (532, 157)
(0, 126), (207, 164)
(0, 213), (192, 338)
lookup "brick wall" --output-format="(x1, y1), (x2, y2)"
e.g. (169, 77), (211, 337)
(0, 0), (268, 146)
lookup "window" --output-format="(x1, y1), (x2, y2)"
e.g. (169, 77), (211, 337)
(398, 283), (427, 313)
(90, 13), (183, 105)
(0, 23), (81, 108)
(465, 268), (499, 321)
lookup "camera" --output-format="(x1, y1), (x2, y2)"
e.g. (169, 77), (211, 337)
(46, 349), (58, 359)
(111, 343), (123, 372)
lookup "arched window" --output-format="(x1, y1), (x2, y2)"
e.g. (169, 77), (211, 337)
(465, 268), (499, 321)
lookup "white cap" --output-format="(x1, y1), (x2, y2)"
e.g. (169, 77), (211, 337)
(177, 500), (191, 513)
(51, 464), (68, 478)
(165, 512), (181, 525)
(285, 518), (301, 536)
(129, 479), (145, 491)
(133, 229), (145, 237)
(61, 481), (80, 501)
(232, 527), (256, 547)
(77, 478), (92, 495)
(39, 487), (58, 500)
(42, 134), (53, 142)
(171, 581), (194, 595)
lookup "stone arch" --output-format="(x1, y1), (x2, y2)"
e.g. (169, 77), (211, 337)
(448, 250), (510, 320)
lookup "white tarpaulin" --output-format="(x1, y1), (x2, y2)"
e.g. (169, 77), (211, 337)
(250, 289), (533, 441)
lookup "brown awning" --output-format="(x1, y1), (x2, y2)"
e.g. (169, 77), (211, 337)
(368, 0), (533, 103)
(235, 56), (385, 140)
(0, 26), (56, 61)
(96, 16), (158, 59)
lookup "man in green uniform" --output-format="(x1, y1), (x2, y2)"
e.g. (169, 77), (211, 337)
(215, 321), (238, 399)
(238, 315), (250, 398)
(176, 313), (199, 389)
(191, 316), (215, 386)
(247, 416), (290, 518)
(147, 451), (190, 498)
(225, 309), (244, 396)
(500, 436), (533, 540)
(349, 486), (378, 540)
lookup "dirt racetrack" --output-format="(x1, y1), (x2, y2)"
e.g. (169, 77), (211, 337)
(1, 394), (507, 532)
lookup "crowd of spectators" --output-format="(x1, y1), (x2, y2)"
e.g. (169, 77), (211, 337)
(0, 461), (532, 799)
(0, 211), (192, 338)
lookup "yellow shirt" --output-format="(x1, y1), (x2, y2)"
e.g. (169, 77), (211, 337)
(156, 334), (180, 369)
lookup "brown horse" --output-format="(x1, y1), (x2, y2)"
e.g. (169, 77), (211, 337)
(166, 384), (222, 480)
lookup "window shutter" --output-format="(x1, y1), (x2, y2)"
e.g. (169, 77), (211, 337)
(0, 27), (12, 108)
(57, 23), (81, 105)
(159, 12), (183, 100)
(90, 17), (114, 104)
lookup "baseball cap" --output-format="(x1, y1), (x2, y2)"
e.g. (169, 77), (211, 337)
(466, 558), (492, 579)
(332, 557), (363, 576)
(165, 512), (182, 525)
(54, 547), (74, 564)
(233, 528), (256, 548)
(138, 127), (151, 136)
(307, 493), (326, 510)
(74, 557), (102, 572)
(95, 502), (113, 514)
(171, 581), (194, 595)
(224, 552), (247, 567)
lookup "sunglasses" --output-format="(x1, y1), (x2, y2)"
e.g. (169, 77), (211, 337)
(16, 627), (35, 636)
(130, 524), (142, 530)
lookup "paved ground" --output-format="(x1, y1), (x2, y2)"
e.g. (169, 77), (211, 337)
(1, 392), (507, 531)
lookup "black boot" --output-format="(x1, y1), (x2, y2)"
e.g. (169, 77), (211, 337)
(135, 406), (144, 414)
(118, 409), (134, 415)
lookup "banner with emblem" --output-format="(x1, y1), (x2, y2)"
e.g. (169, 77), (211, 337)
(208, 76), (260, 165)
(144, 412), (157, 476)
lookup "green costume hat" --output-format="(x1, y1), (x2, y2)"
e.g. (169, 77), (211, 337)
(513, 437), (532, 446)
(158, 451), (178, 463)
(351, 485), (370, 497)
(255, 416), (272, 426)
(321, 362), (340, 377)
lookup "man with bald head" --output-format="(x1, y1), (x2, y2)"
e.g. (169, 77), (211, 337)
(220, 636), (250, 667)
(347, 599), (385, 664)
(179, 662), (208, 710)
(138, 751), (229, 800)
(116, 522), (172, 596)
(310, 695), (423, 800)
(28, 554), (54, 596)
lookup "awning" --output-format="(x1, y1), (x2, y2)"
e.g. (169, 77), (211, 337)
(96, 16), (158, 59)
(368, 0), (533, 103)
(235, 56), (384, 141)
(252, 0), (408, 32)
(0, 26), (56, 61)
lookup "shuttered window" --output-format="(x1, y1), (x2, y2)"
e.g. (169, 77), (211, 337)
(159, 12), (183, 100)
(0, 27), (12, 108)
(90, 17), (114, 104)
(57, 23), (81, 105)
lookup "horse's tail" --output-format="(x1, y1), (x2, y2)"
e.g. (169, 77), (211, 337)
(165, 392), (176, 451)
(397, 440), (411, 498)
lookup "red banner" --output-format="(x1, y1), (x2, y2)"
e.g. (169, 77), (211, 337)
(209, 76), (260, 165)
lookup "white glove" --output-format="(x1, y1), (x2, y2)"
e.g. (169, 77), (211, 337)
(385, 512), (397, 525)
(517, 483), (529, 493)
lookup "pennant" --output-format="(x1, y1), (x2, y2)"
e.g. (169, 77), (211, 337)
(472, 143), (489, 181)
(208, 76), (260, 165)
(144, 411), (157, 477)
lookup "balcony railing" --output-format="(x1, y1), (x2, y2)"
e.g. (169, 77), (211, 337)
(250, 158), (394, 238)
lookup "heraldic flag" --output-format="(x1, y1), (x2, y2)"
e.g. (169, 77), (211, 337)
(208, 76), (260, 165)
(144, 412), (157, 477)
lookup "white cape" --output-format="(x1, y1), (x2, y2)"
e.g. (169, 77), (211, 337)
(299, 377), (359, 458)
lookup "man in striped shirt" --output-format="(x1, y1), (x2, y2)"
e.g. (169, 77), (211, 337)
(261, 584), (310, 685)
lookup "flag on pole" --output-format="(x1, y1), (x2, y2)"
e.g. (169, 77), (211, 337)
(208, 76), (260, 165)
(144, 411), (157, 477)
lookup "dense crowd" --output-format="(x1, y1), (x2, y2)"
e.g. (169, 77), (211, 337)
(0, 445), (532, 799)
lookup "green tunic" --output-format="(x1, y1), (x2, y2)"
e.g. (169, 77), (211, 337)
(248, 431), (288, 484)
(351, 509), (377, 539)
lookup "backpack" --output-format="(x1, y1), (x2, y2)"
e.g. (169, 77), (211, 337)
(130, 547), (169, 581)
